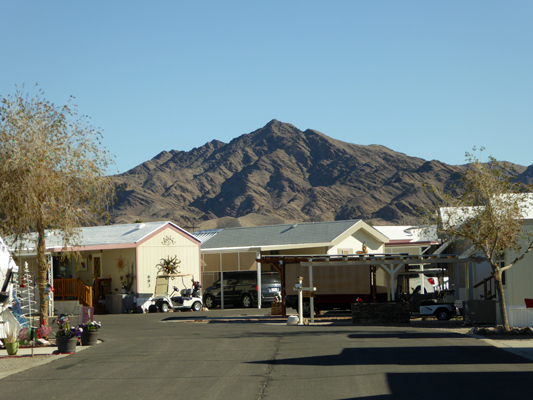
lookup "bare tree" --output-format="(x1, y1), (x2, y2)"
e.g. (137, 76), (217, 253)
(0, 85), (115, 319)
(423, 148), (533, 331)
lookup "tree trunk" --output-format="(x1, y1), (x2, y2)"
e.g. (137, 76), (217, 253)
(36, 223), (49, 321)
(494, 269), (510, 331)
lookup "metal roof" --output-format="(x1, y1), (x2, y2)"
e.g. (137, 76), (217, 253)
(192, 229), (223, 244)
(374, 225), (438, 245)
(439, 194), (533, 225)
(198, 219), (385, 250)
(7, 221), (199, 252)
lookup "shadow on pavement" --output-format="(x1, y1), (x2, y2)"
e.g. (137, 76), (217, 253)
(250, 345), (532, 366)
(348, 331), (466, 340)
(345, 372), (533, 399)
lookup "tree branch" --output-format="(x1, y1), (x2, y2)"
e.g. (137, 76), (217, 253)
(502, 240), (533, 272)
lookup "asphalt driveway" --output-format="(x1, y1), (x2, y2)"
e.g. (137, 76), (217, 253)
(1, 310), (532, 400)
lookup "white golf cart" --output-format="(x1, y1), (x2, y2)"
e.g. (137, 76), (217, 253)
(151, 274), (203, 313)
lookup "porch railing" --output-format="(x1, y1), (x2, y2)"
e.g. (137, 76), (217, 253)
(473, 275), (496, 300)
(53, 278), (95, 308)
(53, 278), (78, 300)
(77, 279), (93, 308)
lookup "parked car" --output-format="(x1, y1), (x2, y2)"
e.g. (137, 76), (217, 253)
(398, 271), (450, 294)
(427, 275), (450, 291)
(203, 271), (281, 309)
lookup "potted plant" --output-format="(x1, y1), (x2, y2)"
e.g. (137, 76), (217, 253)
(3, 331), (19, 356)
(119, 274), (135, 294)
(55, 315), (82, 353)
(2, 318), (21, 356)
(79, 320), (101, 346)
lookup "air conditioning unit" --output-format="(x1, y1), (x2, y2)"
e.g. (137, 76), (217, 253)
(464, 300), (497, 325)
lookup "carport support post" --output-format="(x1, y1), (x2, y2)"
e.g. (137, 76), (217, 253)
(257, 252), (262, 309)
(380, 263), (404, 302)
(295, 276), (303, 325)
(309, 265), (314, 324)
(390, 269), (396, 301)
(468, 262), (474, 301)
(221, 271), (224, 310)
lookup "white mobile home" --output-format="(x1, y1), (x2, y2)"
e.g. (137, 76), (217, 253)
(8, 221), (201, 315)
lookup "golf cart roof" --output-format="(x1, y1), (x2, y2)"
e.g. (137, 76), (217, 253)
(154, 274), (195, 297)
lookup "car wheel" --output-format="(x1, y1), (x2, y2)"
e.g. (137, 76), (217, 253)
(241, 294), (252, 308)
(160, 302), (169, 313)
(192, 301), (202, 312)
(435, 308), (451, 321)
(204, 295), (215, 309)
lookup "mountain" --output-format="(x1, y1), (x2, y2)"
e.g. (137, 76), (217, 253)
(111, 120), (472, 229)
(517, 165), (533, 185)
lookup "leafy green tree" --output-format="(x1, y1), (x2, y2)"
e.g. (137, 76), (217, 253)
(423, 149), (533, 331)
(0, 85), (115, 320)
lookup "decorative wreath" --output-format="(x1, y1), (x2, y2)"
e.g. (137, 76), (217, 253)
(156, 256), (181, 275)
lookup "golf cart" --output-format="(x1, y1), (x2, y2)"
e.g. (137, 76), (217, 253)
(396, 270), (459, 321)
(151, 274), (203, 313)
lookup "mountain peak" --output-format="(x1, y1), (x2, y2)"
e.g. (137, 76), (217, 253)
(261, 119), (299, 135)
(111, 121), (478, 228)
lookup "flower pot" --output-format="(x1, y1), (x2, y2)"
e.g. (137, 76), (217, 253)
(56, 336), (77, 353)
(81, 329), (99, 346)
(5, 341), (19, 356)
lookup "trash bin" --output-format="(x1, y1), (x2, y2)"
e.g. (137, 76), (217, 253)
(105, 294), (123, 314)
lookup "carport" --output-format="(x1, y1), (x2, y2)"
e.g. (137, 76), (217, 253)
(258, 253), (481, 319)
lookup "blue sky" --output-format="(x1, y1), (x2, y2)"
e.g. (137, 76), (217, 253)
(2, 1), (532, 174)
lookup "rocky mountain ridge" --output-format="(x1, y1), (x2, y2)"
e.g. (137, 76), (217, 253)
(111, 120), (528, 230)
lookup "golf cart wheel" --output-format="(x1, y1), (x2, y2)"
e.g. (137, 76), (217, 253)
(435, 308), (451, 321)
(192, 301), (202, 312)
(204, 295), (215, 309)
(241, 294), (252, 308)
(160, 302), (170, 313)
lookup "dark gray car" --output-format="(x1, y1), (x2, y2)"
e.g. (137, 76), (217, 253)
(203, 271), (281, 308)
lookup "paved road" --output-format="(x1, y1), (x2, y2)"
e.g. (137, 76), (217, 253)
(1, 310), (533, 399)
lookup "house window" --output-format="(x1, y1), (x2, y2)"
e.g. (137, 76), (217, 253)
(338, 249), (352, 255)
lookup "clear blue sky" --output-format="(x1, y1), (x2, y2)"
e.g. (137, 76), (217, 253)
(2, 1), (532, 174)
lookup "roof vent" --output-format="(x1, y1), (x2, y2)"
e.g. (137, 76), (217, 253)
(291, 224), (298, 229)
(136, 223), (146, 230)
